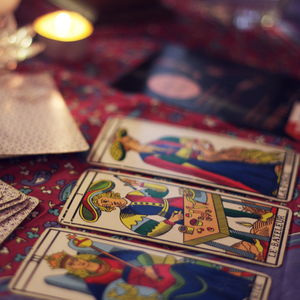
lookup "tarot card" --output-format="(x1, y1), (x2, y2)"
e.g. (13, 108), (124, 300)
(9, 227), (271, 300)
(0, 72), (89, 158)
(0, 180), (22, 204)
(0, 198), (28, 222)
(0, 180), (29, 212)
(0, 276), (37, 300)
(0, 193), (28, 211)
(59, 170), (292, 267)
(87, 117), (299, 202)
(0, 196), (39, 244)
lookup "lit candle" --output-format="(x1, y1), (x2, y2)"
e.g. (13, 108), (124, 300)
(33, 11), (94, 62)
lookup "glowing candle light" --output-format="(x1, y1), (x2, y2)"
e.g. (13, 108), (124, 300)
(54, 12), (71, 38)
(33, 11), (94, 61)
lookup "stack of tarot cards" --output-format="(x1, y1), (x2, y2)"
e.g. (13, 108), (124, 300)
(0, 180), (39, 244)
(0, 72), (89, 159)
(9, 117), (300, 300)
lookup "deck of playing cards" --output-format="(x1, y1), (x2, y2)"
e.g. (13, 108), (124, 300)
(0, 180), (39, 244)
(0, 72), (89, 158)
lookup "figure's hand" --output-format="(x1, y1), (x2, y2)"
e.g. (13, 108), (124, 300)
(168, 211), (183, 223)
(255, 253), (265, 261)
(144, 266), (159, 281)
(193, 140), (214, 152)
(122, 179), (140, 187)
(184, 140), (194, 149)
(182, 188), (188, 201)
(255, 252), (264, 262)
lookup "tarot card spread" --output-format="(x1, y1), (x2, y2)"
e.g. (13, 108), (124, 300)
(59, 170), (292, 267)
(87, 117), (299, 202)
(9, 228), (271, 300)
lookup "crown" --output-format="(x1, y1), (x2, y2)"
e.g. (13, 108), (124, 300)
(44, 251), (72, 269)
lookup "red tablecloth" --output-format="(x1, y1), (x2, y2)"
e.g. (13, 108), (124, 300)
(1, 1), (300, 299)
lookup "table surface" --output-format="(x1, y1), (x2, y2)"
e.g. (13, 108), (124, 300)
(1, 1), (300, 299)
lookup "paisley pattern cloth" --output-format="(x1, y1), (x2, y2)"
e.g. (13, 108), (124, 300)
(0, 1), (300, 300)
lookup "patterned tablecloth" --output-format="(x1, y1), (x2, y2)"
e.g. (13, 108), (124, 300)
(1, 1), (300, 299)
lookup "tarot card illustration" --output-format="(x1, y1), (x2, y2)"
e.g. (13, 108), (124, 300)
(59, 170), (292, 267)
(9, 228), (271, 300)
(87, 117), (299, 202)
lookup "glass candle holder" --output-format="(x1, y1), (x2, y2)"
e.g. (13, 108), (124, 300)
(0, 0), (45, 70)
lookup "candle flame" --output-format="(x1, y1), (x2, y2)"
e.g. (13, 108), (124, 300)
(55, 12), (71, 36)
(34, 11), (94, 42)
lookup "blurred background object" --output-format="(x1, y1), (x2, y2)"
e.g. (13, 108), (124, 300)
(276, 0), (300, 46)
(0, 0), (45, 70)
(192, 0), (290, 30)
(47, 0), (174, 24)
(0, 0), (21, 16)
(49, 0), (290, 29)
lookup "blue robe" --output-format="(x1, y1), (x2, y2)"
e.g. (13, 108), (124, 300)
(86, 250), (254, 300)
(140, 137), (280, 196)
